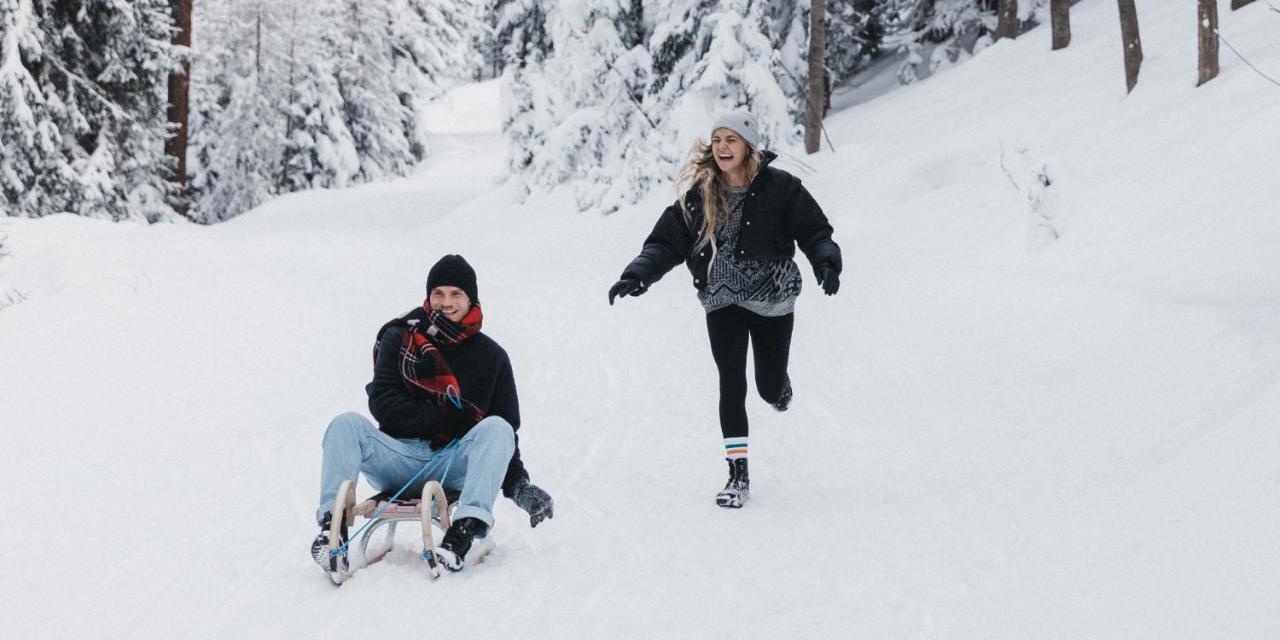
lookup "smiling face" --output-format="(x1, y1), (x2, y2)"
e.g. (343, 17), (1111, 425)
(428, 285), (471, 322)
(711, 128), (750, 181)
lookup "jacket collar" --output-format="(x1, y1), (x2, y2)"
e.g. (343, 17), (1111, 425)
(746, 150), (778, 190)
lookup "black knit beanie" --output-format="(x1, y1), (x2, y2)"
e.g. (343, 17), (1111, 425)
(426, 254), (478, 303)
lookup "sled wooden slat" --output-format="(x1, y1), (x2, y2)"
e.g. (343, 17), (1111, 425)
(327, 481), (462, 584)
(421, 481), (451, 579)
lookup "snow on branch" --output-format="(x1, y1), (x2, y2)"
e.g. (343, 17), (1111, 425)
(0, 231), (21, 312)
(999, 140), (1061, 249)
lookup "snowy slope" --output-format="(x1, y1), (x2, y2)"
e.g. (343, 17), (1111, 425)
(1, 1), (1278, 638)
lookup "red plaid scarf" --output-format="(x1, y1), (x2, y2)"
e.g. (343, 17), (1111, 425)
(373, 302), (486, 420)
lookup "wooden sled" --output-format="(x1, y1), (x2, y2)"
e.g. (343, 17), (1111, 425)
(327, 480), (489, 585)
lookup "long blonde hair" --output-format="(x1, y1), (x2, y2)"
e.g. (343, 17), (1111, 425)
(675, 138), (764, 260)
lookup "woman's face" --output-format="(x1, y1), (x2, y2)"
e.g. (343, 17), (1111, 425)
(711, 128), (749, 176)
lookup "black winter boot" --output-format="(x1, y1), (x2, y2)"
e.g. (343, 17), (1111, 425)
(715, 458), (750, 508)
(436, 517), (489, 572)
(771, 379), (793, 412)
(311, 512), (348, 573)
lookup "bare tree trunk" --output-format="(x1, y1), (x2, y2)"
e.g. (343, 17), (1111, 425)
(1198, 0), (1219, 86)
(256, 12), (263, 76)
(1231, 0), (1256, 9)
(165, 0), (193, 219)
(280, 5), (298, 190)
(823, 73), (831, 118)
(1118, 0), (1143, 93)
(1051, 0), (1071, 50)
(805, 0), (827, 155)
(997, 0), (1019, 40)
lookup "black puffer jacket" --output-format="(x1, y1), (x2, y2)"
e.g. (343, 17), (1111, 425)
(366, 310), (529, 497)
(620, 151), (841, 291)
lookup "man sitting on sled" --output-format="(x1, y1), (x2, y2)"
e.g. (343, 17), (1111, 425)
(311, 254), (554, 573)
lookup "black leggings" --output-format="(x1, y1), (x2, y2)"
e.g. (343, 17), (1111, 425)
(705, 306), (794, 439)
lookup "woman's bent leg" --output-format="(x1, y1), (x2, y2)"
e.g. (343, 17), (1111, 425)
(748, 312), (794, 406)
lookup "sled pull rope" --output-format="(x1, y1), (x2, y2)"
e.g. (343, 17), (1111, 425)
(331, 439), (461, 558)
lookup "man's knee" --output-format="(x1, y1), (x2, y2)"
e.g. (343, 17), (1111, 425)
(324, 412), (370, 445)
(468, 416), (515, 450)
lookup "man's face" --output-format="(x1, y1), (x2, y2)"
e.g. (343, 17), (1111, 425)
(428, 286), (471, 322)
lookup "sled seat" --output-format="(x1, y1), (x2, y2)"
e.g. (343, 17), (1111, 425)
(353, 488), (462, 519)
(340, 482), (462, 572)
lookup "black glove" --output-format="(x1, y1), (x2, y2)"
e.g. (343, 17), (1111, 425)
(512, 481), (554, 527)
(607, 278), (645, 305)
(815, 263), (840, 296)
(430, 404), (475, 447)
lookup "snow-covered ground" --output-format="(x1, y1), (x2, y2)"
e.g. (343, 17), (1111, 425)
(2, 1), (1278, 637)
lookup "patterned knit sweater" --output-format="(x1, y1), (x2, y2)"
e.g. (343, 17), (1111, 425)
(697, 186), (803, 316)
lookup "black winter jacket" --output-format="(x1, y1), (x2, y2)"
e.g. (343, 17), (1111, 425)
(365, 313), (529, 497)
(620, 152), (841, 292)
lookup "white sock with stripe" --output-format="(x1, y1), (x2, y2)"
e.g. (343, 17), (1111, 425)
(723, 438), (748, 460)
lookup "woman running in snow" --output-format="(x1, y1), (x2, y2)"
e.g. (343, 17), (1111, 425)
(607, 111), (842, 508)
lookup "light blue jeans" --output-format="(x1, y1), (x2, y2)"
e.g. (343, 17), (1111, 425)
(317, 412), (515, 528)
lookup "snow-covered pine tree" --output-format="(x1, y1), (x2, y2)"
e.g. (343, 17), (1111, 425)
(649, 0), (715, 104)
(329, 0), (414, 181)
(527, 0), (660, 212)
(192, 73), (286, 221)
(186, 0), (290, 223)
(112, 0), (185, 221)
(389, 0), (481, 159)
(616, 0), (644, 48)
(499, 0), (553, 184)
(475, 0), (501, 79)
(501, 0), (809, 208)
(1, 0), (176, 221)
(764, 0), (887, 127)
(826, 0), (885, 86)
(281, 71), (359, 192)
(501, 60), (544, 181)
(651, 0), (795, 149)
(185, 0), (230, 220)
(190, 0), (480, 222)
(767, 0), (811, 130)
(887, 0), (993, 84)
(278, 41), (359, 192)
(885, 0), (1047, 84)
(495, 0), (553, 69)
(1, 0), (62, 218)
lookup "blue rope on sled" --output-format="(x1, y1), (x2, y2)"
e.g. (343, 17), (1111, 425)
(331, 389), (466, 559)
(331, 437), (461, 559)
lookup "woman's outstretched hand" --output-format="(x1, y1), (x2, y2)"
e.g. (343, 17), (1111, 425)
(816, 264), (840, 296)
(608, 278), (645, 305)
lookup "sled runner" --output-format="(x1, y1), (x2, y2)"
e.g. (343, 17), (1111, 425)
(326, 479), (491, 585)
